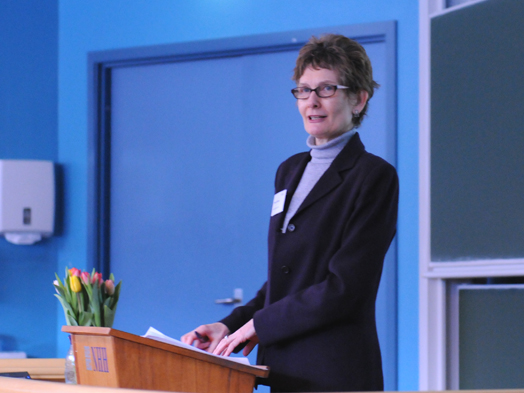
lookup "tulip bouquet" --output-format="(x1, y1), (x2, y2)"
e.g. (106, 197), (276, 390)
(54, 268), (121, 328)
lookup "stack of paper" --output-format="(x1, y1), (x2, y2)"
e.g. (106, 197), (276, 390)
(142, 327), (250, 365)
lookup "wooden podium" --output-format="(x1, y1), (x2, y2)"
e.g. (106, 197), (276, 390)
(62, 326), (269, 393)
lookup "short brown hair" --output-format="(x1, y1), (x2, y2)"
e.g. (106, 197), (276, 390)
(293, 34), (379, 127)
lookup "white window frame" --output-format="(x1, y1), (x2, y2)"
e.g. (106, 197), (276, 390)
(418, 0), (524, 389)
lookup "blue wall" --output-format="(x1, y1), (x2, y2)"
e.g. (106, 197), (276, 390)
(1, 0), (419, 389)
(0, 0), (58, 358)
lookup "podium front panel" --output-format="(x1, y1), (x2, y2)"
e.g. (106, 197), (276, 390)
(67, 327), (264, 393)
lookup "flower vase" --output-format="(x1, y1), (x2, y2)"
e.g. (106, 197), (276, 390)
(65, 335), (77, 384)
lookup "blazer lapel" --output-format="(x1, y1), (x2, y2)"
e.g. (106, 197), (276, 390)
(273, 152), (311, 231)
(294, 133), (365, 216)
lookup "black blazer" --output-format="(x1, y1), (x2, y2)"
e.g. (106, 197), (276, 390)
(221, 133), (399, 392)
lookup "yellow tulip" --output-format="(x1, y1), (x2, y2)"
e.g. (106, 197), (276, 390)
(70, 275), (82, 293)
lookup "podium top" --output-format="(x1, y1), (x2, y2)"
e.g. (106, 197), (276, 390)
(63, 326), (269, 378)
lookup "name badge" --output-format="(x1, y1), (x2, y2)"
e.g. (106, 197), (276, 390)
(271, 190), (287, 217)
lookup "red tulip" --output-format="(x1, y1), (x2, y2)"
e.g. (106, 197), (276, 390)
(105, 279), (115, 295)
(81, 271), (90, 285)
(69, 268), (81, 277)
(91, 272), (103, 286)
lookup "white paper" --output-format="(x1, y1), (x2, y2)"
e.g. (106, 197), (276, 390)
(142, 327), (250, 365)
(271, 189), (287, 216)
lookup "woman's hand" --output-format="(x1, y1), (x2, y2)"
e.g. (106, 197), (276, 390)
(181, 322), (230, 353)
(213, 319), (259, 357)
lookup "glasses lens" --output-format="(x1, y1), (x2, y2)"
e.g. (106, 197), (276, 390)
(292, 87), (311, 99)
(317, 84), (336, 98)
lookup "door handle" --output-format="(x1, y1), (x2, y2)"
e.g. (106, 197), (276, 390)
(215, 288), (243, 306)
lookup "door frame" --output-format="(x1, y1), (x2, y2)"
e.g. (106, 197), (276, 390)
(87, 20), (398, 386)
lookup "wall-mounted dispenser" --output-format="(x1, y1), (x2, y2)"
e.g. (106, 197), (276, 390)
(0, 160), (55, 245)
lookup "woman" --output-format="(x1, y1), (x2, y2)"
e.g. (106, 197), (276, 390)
(182, 34), (398, 392)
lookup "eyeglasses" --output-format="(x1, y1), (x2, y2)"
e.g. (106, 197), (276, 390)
(291, 84), (349, 99)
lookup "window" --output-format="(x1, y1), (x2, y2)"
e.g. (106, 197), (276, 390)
(419, 0), (524, 389)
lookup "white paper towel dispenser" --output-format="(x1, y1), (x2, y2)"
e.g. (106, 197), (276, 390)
(0, 160), (55, 245)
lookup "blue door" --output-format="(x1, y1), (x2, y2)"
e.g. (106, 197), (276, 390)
(103, 25), (397, 389)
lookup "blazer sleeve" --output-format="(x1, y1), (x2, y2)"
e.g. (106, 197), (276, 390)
(253, 162), (399, 346)
(219, 281), (267, 333)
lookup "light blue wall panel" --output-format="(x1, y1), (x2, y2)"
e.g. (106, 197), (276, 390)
(0, 0), (58, 358)
(58, 0), (419, 388)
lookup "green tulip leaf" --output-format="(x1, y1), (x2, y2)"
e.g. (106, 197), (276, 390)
(54, 284), (67, 299)
(79, 311), (93, 326)
(109, 281), (122, 309)
(83, 283), (93, 297)
(90, 284), (102, 327)
(55, 294), (74, 325)
(104, 305), (115, 328)
(66, 310), (78, 326)
(55, 273), (66, 289)
(58, 273), (72, 304)
(70, 288), (78, 313)
(98, 285), (104, 304)
(55, 294), (74, 314)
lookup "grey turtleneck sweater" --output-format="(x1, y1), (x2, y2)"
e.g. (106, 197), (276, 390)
(281, 130), (356, 233)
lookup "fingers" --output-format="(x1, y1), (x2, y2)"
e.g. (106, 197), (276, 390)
(212, 337), (227, 356)
(213, 335), (242, 357)
(205, 339), (220, 354)
(181, 326), (211, 349)
(195, 341), (211, 351)
(213, 319), (259, 357)
(181, 328), (210, 346)
(181, 321), (260, 358)
(181, 323), (230, 353)
(181, 331), (198, 345)
(243, 339), (257, 356)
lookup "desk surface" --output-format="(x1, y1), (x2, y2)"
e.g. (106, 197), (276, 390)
(1, 377), (524, 393)
(0, 359), (65, 382)
(0, 376), (174, 393)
